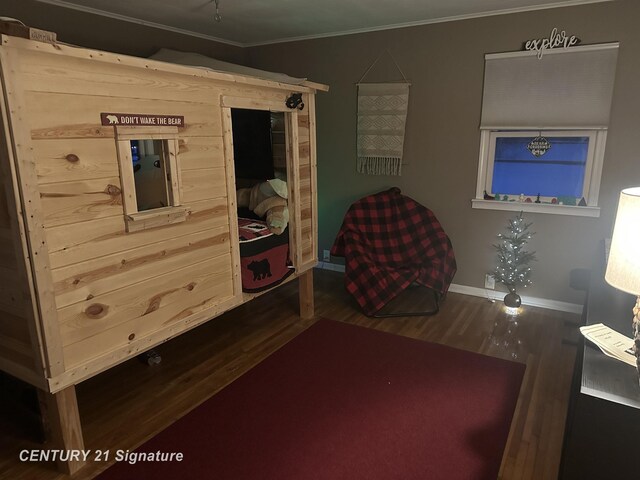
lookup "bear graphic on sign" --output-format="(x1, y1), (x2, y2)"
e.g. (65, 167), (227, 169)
(106, 115), (119, 125)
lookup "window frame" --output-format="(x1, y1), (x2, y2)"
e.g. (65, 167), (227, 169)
(473, 128), (607, 217)
(115, 126), (187, 232)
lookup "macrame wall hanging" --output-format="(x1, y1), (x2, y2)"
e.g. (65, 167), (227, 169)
(356, 50), (410, 176)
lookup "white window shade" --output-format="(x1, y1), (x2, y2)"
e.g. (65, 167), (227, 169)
(480, 43), (619, 129)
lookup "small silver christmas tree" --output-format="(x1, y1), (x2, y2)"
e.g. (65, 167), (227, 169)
(491, 212), (535, 306)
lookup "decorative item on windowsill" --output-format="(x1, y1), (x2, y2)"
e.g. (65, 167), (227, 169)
(490, 212), (536, 315)
(484, 190), (495, 200)
(605, 187), (640, 380)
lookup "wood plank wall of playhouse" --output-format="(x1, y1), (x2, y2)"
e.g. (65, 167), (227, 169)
(19, 47), (235, 373)
(8, 41), (317, 379)
(0, 140), (40, 377)
(0, 79), (46, 387)
(297, 100), (316, 269)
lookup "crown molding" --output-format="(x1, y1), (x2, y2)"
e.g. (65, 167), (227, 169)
(35, 0), (613, 48)
(244, 0), (614, 47)
(34, 0), (244, 47)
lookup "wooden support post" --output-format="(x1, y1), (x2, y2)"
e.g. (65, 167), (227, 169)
(40, 385), (86, 475)
(299, 269), (314, 319)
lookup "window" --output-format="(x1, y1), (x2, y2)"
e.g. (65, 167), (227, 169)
(474, 43), (619, 217)
(116, 131), (185, 232)
(484, 130), (605, 204)
(131, 140), (171, 211)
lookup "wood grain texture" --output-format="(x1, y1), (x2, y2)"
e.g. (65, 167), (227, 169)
(220, 108), (243, 302)
(298, 99), (317, 267)
(114, 139), (137, 216)
(2, 35), (324, 94)
(61, 257), (235, 369)
(58, 255), (232, 345)
(46, 197), (229, 269)
(221, 95), (289, 111)
(39, 177), (123, 227)
(178, 137), (224, 171)
(285, 111), (302, 270)
(0, 104), (41, 381)
(0, 46), (64, 377)
(33, 138), (120, 185)
(180, 167), (226, 204)
(298, 269), (314, 319)
(16, 48), (303, 104)
(51, 226), (229, 309)
(0, 269), (577, 479)
(18, 47), (228, 105)
(26, 91), (221, 140)
(42, 386), (85, 475)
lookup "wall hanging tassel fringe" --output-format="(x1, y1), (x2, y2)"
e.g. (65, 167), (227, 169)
(356, 51), (410, 176)
(356, 156), (402, 176)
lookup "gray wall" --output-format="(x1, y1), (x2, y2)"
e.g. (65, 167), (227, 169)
(248, 0), (640, 304)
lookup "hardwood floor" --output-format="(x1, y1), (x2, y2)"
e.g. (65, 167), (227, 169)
(0, 268), (580, 479)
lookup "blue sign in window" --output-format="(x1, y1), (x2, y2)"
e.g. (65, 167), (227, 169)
(492, 136), (589, 197)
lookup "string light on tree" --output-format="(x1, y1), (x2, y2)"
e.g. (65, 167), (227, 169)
(490, 212), (536, 313)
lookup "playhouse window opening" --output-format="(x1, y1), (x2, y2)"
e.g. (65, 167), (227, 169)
(117, 133), (185, 232)
(130, 139), (170, 212)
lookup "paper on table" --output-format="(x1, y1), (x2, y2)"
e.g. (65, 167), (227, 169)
(580, 323), (636, 367)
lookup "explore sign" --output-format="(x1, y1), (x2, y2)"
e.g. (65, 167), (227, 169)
(524, 28), (580, 59)
(100, 113), (185, 127)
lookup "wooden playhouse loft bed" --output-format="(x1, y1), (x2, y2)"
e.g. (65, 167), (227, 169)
(0, 34), (327, 474)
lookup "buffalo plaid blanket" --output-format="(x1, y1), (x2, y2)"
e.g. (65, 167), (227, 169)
(330, 188), (457, 315)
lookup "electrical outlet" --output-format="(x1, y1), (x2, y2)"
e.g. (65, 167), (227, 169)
(323, 249), (331, 262)
(484, 274), (495, 290)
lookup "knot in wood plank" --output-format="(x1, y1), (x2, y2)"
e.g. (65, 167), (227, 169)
(85, 303), (108, 319)
(145, 297), (161, 315)
(105, 184), (122, 196)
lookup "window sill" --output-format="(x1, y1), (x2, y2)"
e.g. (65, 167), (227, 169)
(125, 206), (188, 232)
(471, 199), (600, 217)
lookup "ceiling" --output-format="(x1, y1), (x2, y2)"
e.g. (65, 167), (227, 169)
(36, 0), (611, 47)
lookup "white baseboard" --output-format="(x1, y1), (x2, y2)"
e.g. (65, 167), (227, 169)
(315, 262), (582, 314)
(447, 284), (583, 314)
(316, 261), (346, 272)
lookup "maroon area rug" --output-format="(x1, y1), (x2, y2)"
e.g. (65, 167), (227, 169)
(98, 319), (525, 480)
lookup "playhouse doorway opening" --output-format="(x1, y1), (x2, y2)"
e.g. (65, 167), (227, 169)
(230, 108), (293, 293)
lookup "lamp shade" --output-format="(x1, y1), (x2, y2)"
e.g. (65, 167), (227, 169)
(605, 187), (640, 295)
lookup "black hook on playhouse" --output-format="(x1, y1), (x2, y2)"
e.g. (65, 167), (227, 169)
(285, 92), (304, 110)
